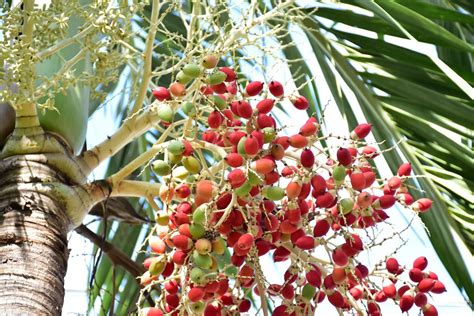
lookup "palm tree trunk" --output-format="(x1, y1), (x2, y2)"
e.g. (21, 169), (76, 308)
(0, 155), (70, 315)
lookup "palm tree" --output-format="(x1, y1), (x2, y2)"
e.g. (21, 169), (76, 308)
(0, 0), (472, 314)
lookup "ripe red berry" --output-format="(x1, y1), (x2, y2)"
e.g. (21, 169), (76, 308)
(244, 135), (260, 156)
(413, 198), (432, 212)
(268, 81), (284, 97)
(418, 278), (436, 292)
(245, 81), (264, 96)
(313, 219), (330, 237)
(188, 287), (205, 302)
(252, 158), (275, 174)
(383, 283), (396, 298)
(311, 175), (327, 194)
(423, 304), (438, 316)
(378, 194), (396, 209)
(152, 87), (171, 100)
(337, 148), (352, 166)
(351, 123), (372, 139)
(286, 182), (302, 200)
(219, 67), (236, 82)
(172, 234), (193, 251)
(299, 121), (318, 136)
(225, 153), (244, 167)
(350, 172), (366, 191)
(327, 290), (345, 308)
(386, 258), (399, 274)
(398, 162), (412, 176)
(414, 292), (428, 307)
(399, 293), (414, 312)
(431, 280), (446, 293)
(388, 176), (401, 190)
(256, 98), (275, 114)
(170, 82), (186, 97)
(332, 247), (349, 267)
(235, 101), (253, 119)
(291, 95), (309, 110)
(300, 148), (315, 168)
(413, 256), (428, 270)
(227, 169), (246, 188)
(208, 110), (223, 128)
(236, 233), (254, 251)
(409, 268), (424, 282)
(288, 134), (308, 148)
(295, 235), (316, 250)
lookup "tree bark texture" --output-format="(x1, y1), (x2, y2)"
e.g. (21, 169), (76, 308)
(0, 155), (70, 315)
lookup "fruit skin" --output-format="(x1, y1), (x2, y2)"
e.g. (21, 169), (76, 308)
(152, 160), (171, 176)
(168, 140), (186, 155)
(300, 148), (315, 168)
(386, 257), (399, 274)
(351, 123), (372, 139)
(256, 98), (275, 114)
(219, 67), (236, 82)
(152, 86), (171, 101)
(268, 81), (284, 97)
(245, 81), (264, 96)
(182, 63), (202, 78)
(398, 162), (412, 176)
(413, 256), (428, 270)
(202, 55), (218, 69)
(208, 71), (227, 85)
(291, 95), (309, 110)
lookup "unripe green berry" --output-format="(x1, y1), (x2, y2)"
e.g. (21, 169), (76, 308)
(235, 181), (252, 197)
(193, 205), (208, 225)
(193, 251), (213, 269)
(168, 140), (185, 155)
(207, 71), (227, 85)
(176, 70), (193, 84)
(189, 223), (206, 239)
(152, 160), (171, 176)
(262, 186), (285, 201)
(182, 156), (201, 174)
(333, 165), (346, 185)
(190, 267), (205, 284)
(340, 198), (354, 215)
(182, 63), (202, 78)
(157, 104), (174, 122)
(210, 95), (226, 110)
(182, 101), (196, 116)
(302, 284), (316, 300)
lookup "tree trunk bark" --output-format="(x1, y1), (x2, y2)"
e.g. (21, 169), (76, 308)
(0, 155), (71, 315)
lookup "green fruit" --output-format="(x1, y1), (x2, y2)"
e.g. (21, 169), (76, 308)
(168, 140), (185, 155)
(152, 160), (171, 176)
(210, 95), (226, 110)
(155, 211), (170, 225)
(262, 127), (276, 143)
(185, 174), (197, 183)
(157, 104), (174, 122)
(340, 198), (354, 214)
(224, 265), (238, 278)
(168, 152), (183, 165)
(235, 181), (252, 197)
(193, 251), (213, 269)
(248, 169), (263, 186)
(333, 165), (346, 185)
(182, 101), (196, 116)
(207, 71), (226, 85)
(189, 224), (206, 239)
(262, 186), (285, 201)
(149, 258), (166, 276)
(193, 205), (208, 225)
(190, 302), (205, 313)
(302, 284), (316, 300)
(176, 70), (193, 84)
(182, 63), (202, 78)
(182, 156), (201, 174)
(190, 267), (205, 284)
(237, 137), (247, 156)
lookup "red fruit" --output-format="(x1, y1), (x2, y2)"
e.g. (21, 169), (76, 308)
(236, 233), (254, 251)
(383, 283), (396, 298)
(281, 284), (295, 300)
(244, 136), (260, 156)
(357, 191), (372, 209)
(398, 162), (412, 176)
(418, 278), (436, 292)
(337, 148), (352, 166)
(311, 175), (327, 194)
(238, 264), (255, 287)
(306, 269), (322, 288)
(351, 123), (372, 139)
(268, 81), (284, 97)
(414, 292), (428, 307)
(399, 293), (414, 312)
(291, 95), (309, 110)
(210, 82), (227, 94)
(175, 184), (191, 199)
(204, 304), (221, 316)
(328, 290), (345, 308)
(379, 195), (396, 209)
(165, 280), (179, 294)
(256, 113), (275, 129)
(245, 81), (264, 96)
(295, 235), (316, 250)
(374, 291), (387, 302)
(273, 246), (291, 262)
(149, 236), (166, 254)
(227, 81), (237, 94)
(332, 248), (349, 267)
(413, 256), (428, 270)
(143, 307), (164, 316)
(256, 98), (275, 114)
(316, 191), (335, 208)
(255, 239), (271, 256)
(423, 304), (438, 316)
(350, 173), (366, 191)
(208, 110), (223, 128)
(251, 130), (264, 147)
(172, 250), (187, 265)
(288, 134), (308, 148)
(299, 122), (318, 136)
(355, 264), (369, 279)
(170, 82), (186, 97)
(182, 140), (194, 156)
(286, 182), (302, 200)
(152, 87), (171, 101)
(332, 267), (347, 284)
(188, 287), (205, 302)
(272, 305), (289, 316)
(409, 268), (424, 282)
(227, 169), (246, 188)
(362, 146), (378, 158)
(386, 257), (399, 274)
(236, 101), (252, 119)
(172, 234), (193, 251)
(225, 153), (244, 167)
(388, 176), (401, 190)
(300, 148), (315, 168)
(413, 198), (432, 212)
(252, 158), (275, 174)
(313, 219), (330, 237)
(431, 281), (446, 293)
(219, 67), (236, 82)
(349, 286), (363, 300)
(165, 293), (179, 308)
(239, 299), (251, 312)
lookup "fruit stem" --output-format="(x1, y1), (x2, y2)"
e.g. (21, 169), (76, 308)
(129, 0), (160, 116)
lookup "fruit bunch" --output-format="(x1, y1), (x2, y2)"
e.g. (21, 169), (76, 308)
(139, 55), (443, 316)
